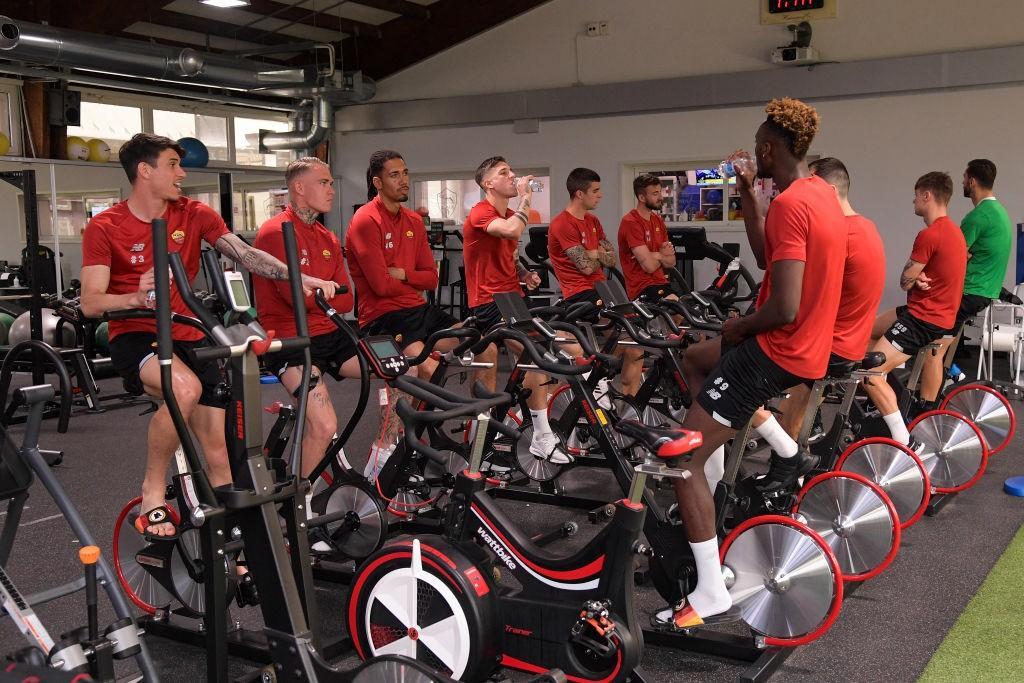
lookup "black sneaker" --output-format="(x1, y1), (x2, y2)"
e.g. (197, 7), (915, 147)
(757, 450), (819, 493)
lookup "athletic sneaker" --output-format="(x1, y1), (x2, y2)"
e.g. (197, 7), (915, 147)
(530, 432), (573, 465)
(594, 378), (613, 410)
(756, 449), (819, 493)
(363, 442), (396, 482)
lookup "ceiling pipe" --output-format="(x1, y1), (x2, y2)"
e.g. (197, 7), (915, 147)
(260, 96), (332, 152)
(0, 16), (310, 90)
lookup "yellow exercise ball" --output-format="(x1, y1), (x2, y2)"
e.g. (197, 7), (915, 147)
(66, 135), (89, 160)
(87, 138), (111, 163)
(0, 132), (10, 156)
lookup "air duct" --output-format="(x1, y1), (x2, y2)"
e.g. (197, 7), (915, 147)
(0, 16), (309, 90)
(259, 96), (332, 151)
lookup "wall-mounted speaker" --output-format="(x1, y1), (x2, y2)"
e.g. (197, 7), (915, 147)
(47, 89), (81, 127)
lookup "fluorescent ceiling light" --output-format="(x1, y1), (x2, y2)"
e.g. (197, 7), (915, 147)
(200, 0), (251, 8)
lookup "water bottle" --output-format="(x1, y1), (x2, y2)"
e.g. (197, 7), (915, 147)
(145, 289), (156, 309)
(528, 179), (544, 192)
(719, 152), (754, 180)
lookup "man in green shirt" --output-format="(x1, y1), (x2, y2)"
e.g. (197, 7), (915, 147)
(920, 158), (1012, 402)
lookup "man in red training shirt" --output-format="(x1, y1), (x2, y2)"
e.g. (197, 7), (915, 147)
(862, 172), (967, 446)
(346, 150), (496, 382)
(463, 156), (573, 465)
(255, 157), (367, 484)
(749, 156), (886, 490)
(617, 173), (677, 395)
(548, 167), (615, 308)
(80, 135), (336, 545)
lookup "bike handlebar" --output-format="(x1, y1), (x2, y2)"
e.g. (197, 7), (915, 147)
(471, 326), (590, 375)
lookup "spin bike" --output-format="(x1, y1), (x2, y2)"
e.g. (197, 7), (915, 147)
(345, 344), (701, 682)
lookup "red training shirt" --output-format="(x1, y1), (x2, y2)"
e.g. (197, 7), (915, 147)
(81, 197), (229, 342)
(253, 206), (353, 338)
(346, 197), (439, 327)
(547, 210), (608, 299)
(906, 216), (967, 330)
(617, 209), (669, 299)
(755, 175), (847, 379)
(831, 215), (886, 361)
(463, 200), (521, 308)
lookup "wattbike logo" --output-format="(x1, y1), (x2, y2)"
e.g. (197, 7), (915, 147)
(476, 526), (517, 571)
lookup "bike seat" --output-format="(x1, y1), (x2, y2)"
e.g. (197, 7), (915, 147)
(826, 357), (858, 378)
(614, 420), (703, 459)
(861, 351), (886, 370)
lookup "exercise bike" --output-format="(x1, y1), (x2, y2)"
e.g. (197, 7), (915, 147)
(345, 344), (700, 682)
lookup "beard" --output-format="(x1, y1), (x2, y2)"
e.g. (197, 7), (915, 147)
(963, 185), (971, 198)
(643, 198), (661, 212)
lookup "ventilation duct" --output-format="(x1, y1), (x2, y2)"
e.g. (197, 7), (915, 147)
(260, 96), (332, 151)
(0, 16), (308, 90)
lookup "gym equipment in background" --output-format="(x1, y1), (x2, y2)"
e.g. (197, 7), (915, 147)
(176, 137), (209, 168)
(7, 309), (76, 348)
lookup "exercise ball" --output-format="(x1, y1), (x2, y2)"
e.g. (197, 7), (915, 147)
(0, 312), (14, 344)
(94, 321), (109, 353)
(8, 309), (77, 348)
(87, 138), (111, 163)
(66, 136), (89, 161)
(177, 137), (209, 168)
(0, 131), (10, 156)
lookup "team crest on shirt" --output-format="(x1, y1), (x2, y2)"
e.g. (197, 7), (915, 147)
(395, 334), (403, 343)
(322, 249), (331, 260)
(171, 229), (185, 244)
(405, 230), (414, 238)
(130, 243), (145, 252)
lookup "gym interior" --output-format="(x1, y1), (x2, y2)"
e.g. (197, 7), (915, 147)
(0, 1), (1021, 682)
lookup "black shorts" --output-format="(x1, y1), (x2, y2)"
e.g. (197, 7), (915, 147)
(363, 304), (458, 349)
(884, 306), (951, 357)
(562, 288), (601, 323)
(950, 293), (991, 337)
(263, 328), (358, 381)
(696, 337), (808, 428)
(468, 295), (528, 332)
(637, 283), (671, 302)
(110, 332), (226, 408)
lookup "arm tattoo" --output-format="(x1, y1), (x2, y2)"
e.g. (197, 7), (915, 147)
(597, 239), (616, 266)
(215, 233), (288, 280)
(516, 196), (531, 214)
(566, 245), (597, 274)
(899, 259), (917, 289)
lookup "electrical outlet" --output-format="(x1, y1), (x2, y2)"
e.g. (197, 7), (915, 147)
(598, 21), (609, 36)
(585, 21), (600, 37)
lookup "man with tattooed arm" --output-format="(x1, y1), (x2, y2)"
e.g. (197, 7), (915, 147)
(80, 135), (338, 541)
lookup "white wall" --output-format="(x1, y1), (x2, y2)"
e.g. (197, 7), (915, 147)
(335, 84), (1023, 310)
(376, 0), (1024, 102)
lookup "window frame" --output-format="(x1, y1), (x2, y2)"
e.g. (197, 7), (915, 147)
(410, 166), (551, 226)
(0, 77), (25, 157)
(69, 87), (297, 170)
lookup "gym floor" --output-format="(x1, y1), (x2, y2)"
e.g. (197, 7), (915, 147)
(1, 369), (1021, 682)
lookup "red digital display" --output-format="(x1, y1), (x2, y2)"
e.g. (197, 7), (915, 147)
(769, 0), (826, 13)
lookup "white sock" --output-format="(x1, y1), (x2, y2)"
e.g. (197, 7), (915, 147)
(883, 411), (911, 445)
(530, 409), (553, 437)
(686, 537), (732, 617)
(704, 446), (725, 496)
(754, 415), (798, 458)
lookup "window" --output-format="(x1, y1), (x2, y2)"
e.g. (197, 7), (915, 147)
(234, 116), (293, 167)
(627, 161), (778, 227)
(411, 172), (551, 226)
(67, 100), (142, 153)
(153, 110), (229, 161)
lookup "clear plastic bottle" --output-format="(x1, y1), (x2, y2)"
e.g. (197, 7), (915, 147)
(528, 179), (544, 192)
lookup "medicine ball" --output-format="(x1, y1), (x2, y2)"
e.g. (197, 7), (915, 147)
(8, 309), (77, 348)
(0, 131), (10, 156)
(87, 138), (111, 163)
(66, 136), (89, 161)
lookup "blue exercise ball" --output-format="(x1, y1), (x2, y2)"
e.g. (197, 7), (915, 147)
(704, 188), (723, 205)
(177, 137), (210, 168)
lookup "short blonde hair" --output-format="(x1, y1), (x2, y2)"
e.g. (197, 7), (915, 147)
(285, 156), (329, 185)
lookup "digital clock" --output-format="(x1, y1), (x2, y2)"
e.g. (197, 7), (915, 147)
(761, 0), (836, 25)
(768, 0), (826, 12)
